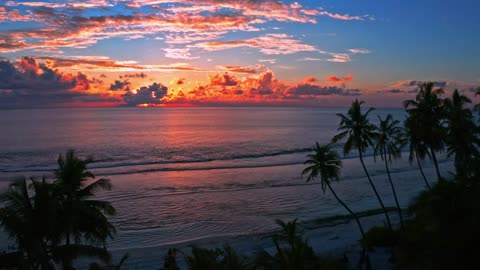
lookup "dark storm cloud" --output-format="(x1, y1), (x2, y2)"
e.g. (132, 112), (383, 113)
(123, 73), (147, 78)
(0, 57), (112, 108)
(285, 83), (361, 96)
(109, 79), (130, 91)
(122, 82), (168, 106)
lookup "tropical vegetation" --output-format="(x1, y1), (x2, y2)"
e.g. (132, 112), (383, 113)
(331, 99), (393, 231)
(0, 150), (116, 270)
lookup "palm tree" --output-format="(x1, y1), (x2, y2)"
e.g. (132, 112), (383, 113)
(374, 114), (405, 228)
(0, 177), (111, 270)
(404, 118), (431, 190)
(54, 149), (116, 269)
(0, 177), (57, 269)
(404, 82), (446, 181)
(444, 89), (480, 176)
(332, 99), (393, 230)
(302, 143), (368, 241)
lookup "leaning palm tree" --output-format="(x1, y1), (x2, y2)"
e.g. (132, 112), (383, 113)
(404, 118), (431, 190)
(374, 114), (405, 228)
(404, 82), (446, 181)
(302, 143), (367, 240)
(54, 149), (116, 269)
(332, 99), (392, 230)
(444, 89), (480, 176)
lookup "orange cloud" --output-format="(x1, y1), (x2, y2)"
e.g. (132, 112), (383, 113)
(3, 0), (354, 53)
(35, 56), (203, 72)
(327, 74), (353, 82)
(304, 76), (317, 83)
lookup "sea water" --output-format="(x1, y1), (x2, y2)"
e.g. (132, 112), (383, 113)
(0, 107), (449, 253)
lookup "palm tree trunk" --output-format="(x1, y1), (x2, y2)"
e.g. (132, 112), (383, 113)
(382, 148), (404, 230)
(327, 182), (367, 239)
(429, 147), (442, 181)
(327, 183), (372, 270)
(415, 148), (431, 190)
(62, 231), (72, 270)
(358, 149), (393, 231)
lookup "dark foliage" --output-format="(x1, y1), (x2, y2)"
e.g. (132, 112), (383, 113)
(394, 178), (480, 269)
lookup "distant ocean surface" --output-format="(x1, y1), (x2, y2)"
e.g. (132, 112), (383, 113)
(0, 107), (450, 252)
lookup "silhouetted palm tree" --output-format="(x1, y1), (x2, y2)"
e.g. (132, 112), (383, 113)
(302, 143), (367, 240)
(444, 89), (480, 176)
(374, 114), (405, 228)
(0, 177), (112, 270)
(0, 177), (57, 269)
(332, 99), (392, 230)
(54, 149), (116, 269)
(404, 118), (431, 190)
(404, 82), (445, 181)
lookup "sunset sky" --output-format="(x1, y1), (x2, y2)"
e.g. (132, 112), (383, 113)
(1, 0), (479, 108)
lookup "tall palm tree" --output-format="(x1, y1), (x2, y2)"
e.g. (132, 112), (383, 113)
(444, 89), (480, 176)
(404, 118), (431, 190)
(374, 114), (405, 228)
(54, 149), (116, 269)
(302, 143), (367, 241)
(404, 82), (446, 181)
(332, 99), (393, 230)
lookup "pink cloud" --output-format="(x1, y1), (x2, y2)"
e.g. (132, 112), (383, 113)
(193, 34), (316, 55)
(0, 6), (31, 21)
(34, 56), (203, 72)
(327, 74), (353, 82)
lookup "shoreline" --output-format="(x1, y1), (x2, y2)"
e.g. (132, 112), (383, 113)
(102, 210), (400, 270)
(2, 154), (451, 269)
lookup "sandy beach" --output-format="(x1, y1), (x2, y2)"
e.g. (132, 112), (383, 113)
(96, 158), (450, 270)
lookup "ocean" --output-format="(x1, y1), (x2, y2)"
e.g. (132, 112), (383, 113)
(0, 107), (450, 259)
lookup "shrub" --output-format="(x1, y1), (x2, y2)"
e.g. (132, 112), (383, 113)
(394, 179), (480, 270)
(362, 225), (397, 249)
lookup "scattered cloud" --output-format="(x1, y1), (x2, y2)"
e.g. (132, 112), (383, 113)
(0, 6), (31, 21)
(317, 10), (365, 21)
(193, 34), (316, 55)
(34, 56), (203, 72)
(218, 64), (267, 74)
(163, 48), (199, 60)
(0, 0), (370, 53)
(258, 59), (276, 64)
(327, 74), (353, 83)
(123, 73), (147, 78)
(304, 76), (317, 83)
(109, 80), (130, 91)
(327, 53), (352, 63)
(299, 57), (323, 61)
(348, 48), (371, 54)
